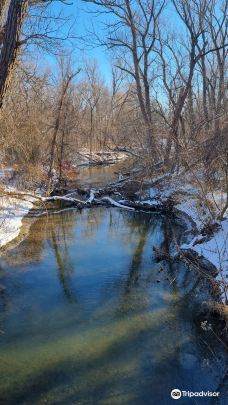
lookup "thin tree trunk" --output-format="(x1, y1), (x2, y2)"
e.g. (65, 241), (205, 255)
(47, 73), (77, 195)
(59, 128), (65, 182)
(89, 107), (93, 156)
(164, 46), (196, 169)
(201, 56), (209, 129)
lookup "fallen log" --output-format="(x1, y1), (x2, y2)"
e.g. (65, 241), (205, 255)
(42, 195), (84, 205)
(101, 196), (135, 211)
(0, 183), (171, 215)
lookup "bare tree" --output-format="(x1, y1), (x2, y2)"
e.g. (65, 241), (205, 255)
(83, 0), (165, 160)
(47, 61), (79, 195)
(82, 61), (102, 156)
(157, 0), (228, 169)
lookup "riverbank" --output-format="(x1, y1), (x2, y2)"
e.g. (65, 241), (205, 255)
(0, 194), (34, 249)
(121, 172), (228, 306)
(0, 151), (128, 248)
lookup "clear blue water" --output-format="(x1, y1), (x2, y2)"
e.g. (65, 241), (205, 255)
(0, 207), (227, 404)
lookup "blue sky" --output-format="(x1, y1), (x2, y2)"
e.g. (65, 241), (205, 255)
(71, 1), (113, 81)
(32, 0), (181, 86)
(34, 0), (113, 84)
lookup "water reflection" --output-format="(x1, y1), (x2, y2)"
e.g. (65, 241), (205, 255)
(50, 219), (76, 304)
(76, 161), (127, 188)
(0, 207), (227, 404)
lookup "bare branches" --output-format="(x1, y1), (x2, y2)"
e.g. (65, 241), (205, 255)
(0, 0), (75, 109)
(82, 0), (165, 159)
(47, 61), (80, 195)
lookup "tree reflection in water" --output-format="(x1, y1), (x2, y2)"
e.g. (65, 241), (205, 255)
(0, 207), (227, 405)
(50, 218), (76, 304)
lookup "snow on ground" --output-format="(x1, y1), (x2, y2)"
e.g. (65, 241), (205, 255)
(175, 193), (212, 230)
(182, 219), (228, 302)
(140, 172), (228, 303)
(177, 200), (227, 303)
(135, 199), (161, 206)
(153, 175), (228, 303)
(0, 196), (34, 248)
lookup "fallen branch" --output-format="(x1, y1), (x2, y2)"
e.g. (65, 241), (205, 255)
(42, 195), (83, 205)
(101, 196), (135, 210)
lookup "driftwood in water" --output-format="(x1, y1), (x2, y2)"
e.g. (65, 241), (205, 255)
(41, 193), (136, 211)
(1, 179), (171, 214)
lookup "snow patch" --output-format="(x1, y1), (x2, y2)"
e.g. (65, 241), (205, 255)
(0, 196), (34, 248)
(135, 199), (161, 206)
(181, 219), (228, 303)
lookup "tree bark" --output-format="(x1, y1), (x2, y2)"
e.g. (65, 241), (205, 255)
(0, 0), (9, 28)
(0, 0), (29, 108)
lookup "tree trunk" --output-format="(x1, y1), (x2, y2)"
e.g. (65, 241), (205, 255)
(164, 45), (196, 169)
(0, 0), (9, 28)
(201, 56), (209, 129)
(47, 73), (76, 195)
(0, 0), (29, 108)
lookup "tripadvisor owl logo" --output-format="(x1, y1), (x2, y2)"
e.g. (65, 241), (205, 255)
(171, 389), (182, 399)
(170, 389), (219, 399)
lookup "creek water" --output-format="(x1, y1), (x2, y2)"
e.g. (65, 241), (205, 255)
(76, 161), (127, 187)
(0, 166), (227, 404)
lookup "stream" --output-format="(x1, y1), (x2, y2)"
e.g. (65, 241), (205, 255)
(0, 164), (227, 404)
(76, 161), (128, 187)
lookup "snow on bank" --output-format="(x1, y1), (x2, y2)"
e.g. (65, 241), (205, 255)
(72, 150), (128, 167)
(140, 173), (228, 303)
(162, 183), (227, 303)
(0, 196), (34, 248)
(174, 191), (227, 302)
(175, 194), (212, 231)
(181, 215), (228, 303)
